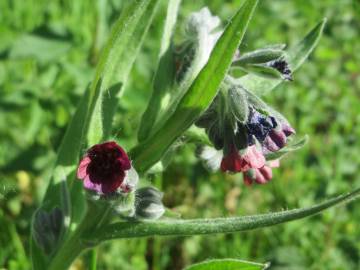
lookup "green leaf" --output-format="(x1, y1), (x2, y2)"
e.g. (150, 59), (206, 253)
(131, 0), (259, 172)
(9, 35), (71, 63)
(138, 0), (182, 142)
(237, 19), (326, 96)
(87, 187), (360, 242)
(31, 1), (160, 267)
(241, 64), (283, 79)
(184, 259), (268, 270)
(266, 135), (309, 160)
(88, 0), (161, 143)
(233, 48), (284, 65)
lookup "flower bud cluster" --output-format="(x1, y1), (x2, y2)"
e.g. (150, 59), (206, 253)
(175, 7), (296, 185)
(196, 89), (295, 185)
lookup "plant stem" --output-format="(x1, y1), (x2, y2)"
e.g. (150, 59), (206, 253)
(48, 203), (107, 270)
(89, 248), (98, 270)
(87, 187), (360, 242)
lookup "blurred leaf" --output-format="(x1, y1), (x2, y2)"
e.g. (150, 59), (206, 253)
(138, 0), (181, 142)
(131, 0), (259, 172)
(184, 259), (268, 270)
(9, 35), (71, 63)
(237, 19), (326, 96)
(88, 0), (161, 143)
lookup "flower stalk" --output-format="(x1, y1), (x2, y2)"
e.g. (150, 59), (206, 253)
(87, 188), (360, 243)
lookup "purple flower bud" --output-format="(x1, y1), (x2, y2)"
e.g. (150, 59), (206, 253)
(267, 58), (292, 81)
(77, 141), (133, 194)
(263, 122), (296, 153)
(245, 108), (277, 144)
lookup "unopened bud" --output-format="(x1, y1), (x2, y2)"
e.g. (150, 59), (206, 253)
(135, 187), (165, 220)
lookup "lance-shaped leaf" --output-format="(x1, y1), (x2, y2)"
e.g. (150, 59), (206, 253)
(89, 0), (160, 144)
(131, 0), (259, 172)
(185, 259), (269, 270)
(31, 1), (160, 268)
(236, 19), (326, 96)
(138, 0), (182, 142)
(86, 187), (360, 242)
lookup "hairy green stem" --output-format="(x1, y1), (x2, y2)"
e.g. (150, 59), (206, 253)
(87, 188), (360, 243)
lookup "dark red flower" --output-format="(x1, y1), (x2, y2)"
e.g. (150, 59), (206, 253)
(77, 141), (131, 194)
(220, 145), (265, 173)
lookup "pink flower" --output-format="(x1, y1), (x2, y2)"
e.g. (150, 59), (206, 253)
(77, 141), (132, 194)
(220, 145), (265, 173)
(243, 159), (280, 185)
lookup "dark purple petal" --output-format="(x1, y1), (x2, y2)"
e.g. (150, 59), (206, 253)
(101, 171), (125, 194)
(77, 141), (131, 194)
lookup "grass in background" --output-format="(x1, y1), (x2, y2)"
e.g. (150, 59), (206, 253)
(1, 0), (359, 269)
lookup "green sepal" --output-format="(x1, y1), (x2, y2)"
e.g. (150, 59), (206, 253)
(228, 86), (249, 123)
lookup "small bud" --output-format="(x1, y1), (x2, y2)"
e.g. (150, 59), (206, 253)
(135, 187), (165, 220)
(267, 57), (292, 81)
(32, 207), (64, 255)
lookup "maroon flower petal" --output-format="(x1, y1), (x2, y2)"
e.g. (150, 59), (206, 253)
(77, 141), (132, 194)
(101, 171), (125, 194)
(220, 146), (243, 172)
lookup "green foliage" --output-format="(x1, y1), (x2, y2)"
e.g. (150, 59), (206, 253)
(238, 19), (326, 96)
(1, 0), (360, 269)
(185, 259), (268, 270)
(131, 0), (259, 172)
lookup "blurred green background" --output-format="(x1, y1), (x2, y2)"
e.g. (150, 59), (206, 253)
(1, 0), (359, 269)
